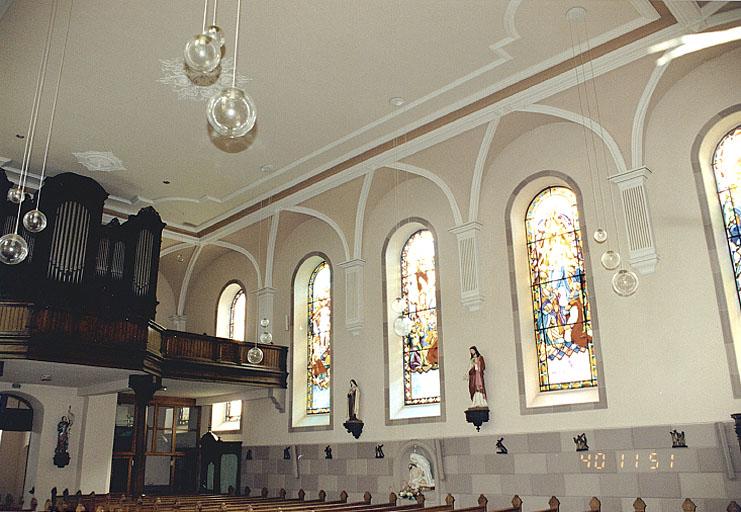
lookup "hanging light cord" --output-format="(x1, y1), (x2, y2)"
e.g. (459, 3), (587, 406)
(232, 0), (241, 88)
(37, 0), (74, 210)
(15, 0), (58, 234)
(201, 0), (209, 33)
(211, 0), (218, 26)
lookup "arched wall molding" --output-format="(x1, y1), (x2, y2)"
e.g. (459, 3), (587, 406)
(516, 104), (628, 175)
(503, 169), (607, 414)
(353, 170), (375, 259)
(288, 251), (334, 432)
(381, 217), (446, 425)
(385, 162), (464, 225)
(631, 63), (669, 168)
(177, 244), (204, 316)
(283, 206), (351, 262)
(207, 240), (263, 289)
(690, 104), (741, 398)
(214, 279), (248, 340)
(160, 242), (192, 258)
(468, 118), (500, 223)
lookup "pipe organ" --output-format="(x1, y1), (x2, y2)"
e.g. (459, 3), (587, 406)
(0, 170), (165, 321)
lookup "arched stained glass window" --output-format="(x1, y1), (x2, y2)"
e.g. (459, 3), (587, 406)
(712, 126), (741, 305)
(400, 230), (440, 405)
(307, 261), (331, 414)
(526, 186), (598, 392)
(228, 289), (246, 340)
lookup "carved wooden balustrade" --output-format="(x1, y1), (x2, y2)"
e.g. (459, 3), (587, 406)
(0, 302), (288, 388)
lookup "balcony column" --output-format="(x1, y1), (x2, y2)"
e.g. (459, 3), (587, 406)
(128, 375), (161, 496)
(168, 314), (187, 331)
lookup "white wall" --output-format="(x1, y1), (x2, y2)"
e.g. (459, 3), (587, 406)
(0, 384), (117, 503)
(173, 47), (741, 447)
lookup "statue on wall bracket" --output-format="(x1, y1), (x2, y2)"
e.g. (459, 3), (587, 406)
(464, 346), (490, 432)
(343, 379), (364, 439)
(53, 406), (74, 468)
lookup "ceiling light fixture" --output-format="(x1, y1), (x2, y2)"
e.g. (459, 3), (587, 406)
(260, 164), (274, 173)
(184, 0), (222, 74)
(207, 0), (256, 138)
(389, 97), (406, 107)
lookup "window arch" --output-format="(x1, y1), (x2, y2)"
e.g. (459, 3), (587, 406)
(216, 282), (246, 341)
(526, 186), (597, 392)
(383, 220), (444, 423)
(306, 261), (331, 414)
(712, 126), (741, 306)
(290, 254), (332, 430)
(400, 230), (440, 405)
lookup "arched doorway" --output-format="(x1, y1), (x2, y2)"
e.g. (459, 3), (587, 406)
(0, 394), (34, 507)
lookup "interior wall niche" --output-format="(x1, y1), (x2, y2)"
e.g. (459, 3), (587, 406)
(392, 439), (442, 504)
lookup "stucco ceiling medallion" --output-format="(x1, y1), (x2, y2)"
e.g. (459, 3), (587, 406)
(72, 151), (126, 172)
(157, 57), (252, 102)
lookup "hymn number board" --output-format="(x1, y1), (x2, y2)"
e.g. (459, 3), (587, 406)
(578, 450), (691, 472)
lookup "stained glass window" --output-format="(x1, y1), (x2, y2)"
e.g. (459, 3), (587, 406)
(400, 230), (441, 405)
(228, 288), (246, 341)
(712, 126), (741, 306)
(307, 261), (331, 414)
(526, 186), (598, 392)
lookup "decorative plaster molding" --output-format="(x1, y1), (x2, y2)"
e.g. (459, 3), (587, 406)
(449, 222), (484, 311)
(353, 170), (375, 259)
(631, 63), (668, 168)
(609, 166), (659, 274)
(157, 57), (251, 101)
(72, 151), (126, 172)
(339, 259), (365, 336)
(469, 119), (500, 223)
(168, 314), (187, 331)
(177, 245), (203, 315)
(386, 162), (464, 225)
(284, 206), (350, 261)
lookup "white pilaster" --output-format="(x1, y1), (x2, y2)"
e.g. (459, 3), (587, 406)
(609, 166), (659, 274)
(449, 221), (484, 311)
(168, 314), (187, 331)
(339, 259), (365, 336)
(255, 287), (276, 340)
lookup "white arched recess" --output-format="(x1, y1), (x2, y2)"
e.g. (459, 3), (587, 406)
(505, 171), (607, 413)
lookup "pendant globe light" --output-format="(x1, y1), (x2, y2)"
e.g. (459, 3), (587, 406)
(184, 0), (222, 74)
(0, 0), (59, 265)
(207, 0), (256, 138)
(24, 0), (74, 235)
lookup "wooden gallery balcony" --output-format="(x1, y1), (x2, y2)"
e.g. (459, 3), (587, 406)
(0, 171), (286, 388)
(0, 301), (288, 388)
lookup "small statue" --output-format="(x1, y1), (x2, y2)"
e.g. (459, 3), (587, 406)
(375, 444), (385, 459)
(283, 447), (291, 460)
(495, 437), (508, 455)
(347, 379), (360, 420)
(467, 346), (488, 408)
(670, 429), (687, 448)
(343, 379), (364, 439)
(324, 446), (332, 459)
(245, 449), (253, 460)
(53, 408), (74, 468)
(573, 433), (589, 452)
(464, 346), (490, 431)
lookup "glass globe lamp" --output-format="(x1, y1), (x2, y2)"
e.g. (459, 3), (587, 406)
(7, 188), (24, 204)
(259, 331), (272, 344)
(183, 33), (221, 73)
(206, 25), (225, 47)
(390, 297), (407, 314)
(247, 346), (264, 364)
(207, 87), (257, 138)
(260, 318), (270, 328)
(393, 316), (413, 337)
(612, 269), (639, 297)
(593, 228), (607, 243)
(600, 250), (620, 270)
(0, 233), (28, 265)
(23, 209), (47, 233)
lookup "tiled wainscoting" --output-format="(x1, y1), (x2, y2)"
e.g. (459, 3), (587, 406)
(242, 423), (741, 511)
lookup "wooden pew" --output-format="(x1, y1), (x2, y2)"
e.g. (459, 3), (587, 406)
(585, 497), (600, 512)
(491, 496), (521, 512)
(533, 497), (558, 512)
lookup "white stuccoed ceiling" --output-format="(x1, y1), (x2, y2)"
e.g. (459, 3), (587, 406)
(0, 0), (663, 234)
